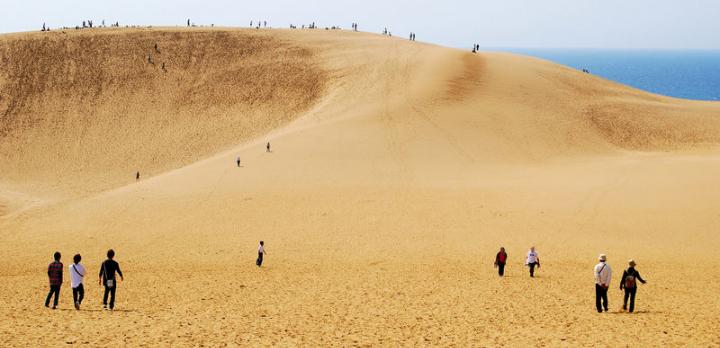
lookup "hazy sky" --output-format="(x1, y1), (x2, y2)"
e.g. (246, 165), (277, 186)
(2, 0), (719, 49)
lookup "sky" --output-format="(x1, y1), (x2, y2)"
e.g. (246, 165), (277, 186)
(1, 0), (719, 49)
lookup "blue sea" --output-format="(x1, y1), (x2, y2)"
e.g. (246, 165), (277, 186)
(497, 49), (720, 101)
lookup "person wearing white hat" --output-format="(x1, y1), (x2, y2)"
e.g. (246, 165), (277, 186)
(620, 259), (647, 313)
(594, 253), (612, 313)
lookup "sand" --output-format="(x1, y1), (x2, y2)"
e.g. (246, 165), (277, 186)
(1, 27), (720, 346)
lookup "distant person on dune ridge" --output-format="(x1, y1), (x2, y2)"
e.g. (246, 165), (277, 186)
(494, 247), (508, 277)
(266, 142), (271, 152)
(236, 156), (241, 167)
(594, 253), (612, 313)
(620, 259), (647, 313)
(45, 251), (63, 309)
(99, 249), (123, 310)
(70, 253), (86, 310)
(136, 171), (140, 180)
(256, 241), (267, 267)
(525, 246), (540, 277)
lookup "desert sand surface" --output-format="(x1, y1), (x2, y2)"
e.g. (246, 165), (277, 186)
(1, 27), (720, 346)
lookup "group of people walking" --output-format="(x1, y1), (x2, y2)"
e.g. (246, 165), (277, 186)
(45, 249), (124, 311)
(493, 246), (541, 277)
(595, 254), (647, 313)
(494, 247), (648, 312)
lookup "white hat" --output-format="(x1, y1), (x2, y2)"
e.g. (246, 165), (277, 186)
(599, 254), (607, 262)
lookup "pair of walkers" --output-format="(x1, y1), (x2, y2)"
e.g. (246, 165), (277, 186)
(493, 246), (540, 277)
(45, 249), (124, 310)
(594, 254), (647, 313)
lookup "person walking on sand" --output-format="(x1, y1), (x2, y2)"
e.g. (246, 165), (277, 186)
(266, 142), (271, 152)
(99, 249), (124, 310)
(620, 259), (647, 313)
(594, 254), (612, 313)
(236, 156), (241, 167)
(525, 246), (540, 277)
(494, 247), (508, 277)
(69, 254), (86, 310)
(136, 171), (140, 180)
(256, 241), (266, 267)
(45, 252), (63, 309)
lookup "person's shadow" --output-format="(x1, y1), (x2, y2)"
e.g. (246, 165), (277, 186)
(58, 308), (137, 313)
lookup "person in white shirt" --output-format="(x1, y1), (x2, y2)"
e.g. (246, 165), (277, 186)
(69, 254), (86, 310)
(525, 247), (540, 277)
(256, 241), (267, 267)
(594, 253), (612, 313)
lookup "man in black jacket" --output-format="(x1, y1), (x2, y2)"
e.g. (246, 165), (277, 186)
(619, 259), (647, 313)
(99, 249), (124, 310)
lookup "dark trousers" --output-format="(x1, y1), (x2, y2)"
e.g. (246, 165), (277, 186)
(72, 284), (85, 305)
(103, 285), (117, 309)
(595, 284), (609, 312)
(623, 287), (637, 312)
(45, 285), (61, 308)
(528, 262), (537, 277)
(256, 252), (264, 266)
(497, 263), (506, 276)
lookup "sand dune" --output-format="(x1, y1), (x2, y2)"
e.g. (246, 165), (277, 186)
(1, 28), (720, 346)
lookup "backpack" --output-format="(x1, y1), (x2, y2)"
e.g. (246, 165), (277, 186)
(624, 270), (637, 289)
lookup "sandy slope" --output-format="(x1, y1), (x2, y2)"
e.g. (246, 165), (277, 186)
(1, 28), (720, 346)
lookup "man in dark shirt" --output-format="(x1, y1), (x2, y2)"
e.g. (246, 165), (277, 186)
(98, 249), (124, 310)
(45, 251), (63, 309)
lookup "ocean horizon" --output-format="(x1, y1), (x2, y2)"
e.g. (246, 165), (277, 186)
(492, 48), (720, 101)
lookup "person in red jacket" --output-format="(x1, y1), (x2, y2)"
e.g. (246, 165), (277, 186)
(45, 251), (63, 309)
(494, 247), (508, 277)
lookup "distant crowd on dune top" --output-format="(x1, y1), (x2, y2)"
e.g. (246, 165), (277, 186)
(38, 18), (439, 47)
(38, 18), (508, 54)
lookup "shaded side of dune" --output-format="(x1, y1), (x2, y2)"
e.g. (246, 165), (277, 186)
(0, 29), (327, 195)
